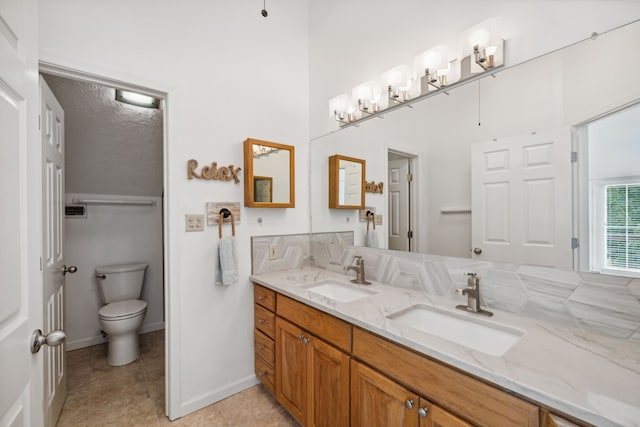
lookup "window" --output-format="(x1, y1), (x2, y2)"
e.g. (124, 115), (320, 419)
(604, 183), (640, 271)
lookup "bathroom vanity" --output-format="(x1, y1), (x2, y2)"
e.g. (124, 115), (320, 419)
(252, 267), (640, 427)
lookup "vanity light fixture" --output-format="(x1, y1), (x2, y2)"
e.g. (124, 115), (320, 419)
(381, 65), (414, 106)
(329, 94), (356, 124)
(252, 145), (280, 158)
(328, 17), (504, 129)
(115, 89), (160, 109)
(352, 81), (381, 117)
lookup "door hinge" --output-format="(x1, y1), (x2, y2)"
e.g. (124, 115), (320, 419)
(38, 115), (41, 131)
(571, 237), (579, 249)
(407, 173), (413, 182)
(408, 230), (413, 239)
(571, 151), (578, 163)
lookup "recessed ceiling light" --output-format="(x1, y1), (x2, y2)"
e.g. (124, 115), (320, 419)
(115, 89), (159, 108)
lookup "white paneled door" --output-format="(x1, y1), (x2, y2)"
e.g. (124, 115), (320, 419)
(0, 1), (45, 426)
(40, 76), (68, 427)
(471, 129), (572, 268)
(388, 158), (410, 251)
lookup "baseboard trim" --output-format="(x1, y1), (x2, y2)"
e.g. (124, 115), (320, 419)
(173, 374), (259, 420)
(65, 321), (166, 351)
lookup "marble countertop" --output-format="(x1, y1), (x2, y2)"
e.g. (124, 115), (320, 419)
(251, 266), (640, 427)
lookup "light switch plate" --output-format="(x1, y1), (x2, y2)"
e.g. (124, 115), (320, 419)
(185, 214), (204, 231)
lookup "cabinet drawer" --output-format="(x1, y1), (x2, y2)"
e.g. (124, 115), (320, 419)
(353, 327), (539, 427)
(254, 304), (276, 338)
(254, 284), (276, 311)
(277, 294), (352, 353)
(254, 329), (275, 366)
(255, 353), (275, 395)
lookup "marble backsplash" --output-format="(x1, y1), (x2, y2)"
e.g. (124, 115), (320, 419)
(251, 232), (640, 341)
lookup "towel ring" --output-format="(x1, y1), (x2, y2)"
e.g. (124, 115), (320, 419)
(218, 209), (235, 238)
(366, 211), (375, 231)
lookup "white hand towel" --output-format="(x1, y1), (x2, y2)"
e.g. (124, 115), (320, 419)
(364, 230), (379, 248)
(216, 236), (238, 286)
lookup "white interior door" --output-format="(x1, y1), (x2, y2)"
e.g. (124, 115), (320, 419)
(40, 76), (67, 427)
(0, 1), (44, 426)
(388, 158), (410, 251)
(471, 128), (572, 267)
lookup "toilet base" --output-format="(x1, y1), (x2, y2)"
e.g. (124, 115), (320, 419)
(107, 332), (140, 366)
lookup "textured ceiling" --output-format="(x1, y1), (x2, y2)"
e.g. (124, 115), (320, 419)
(42, 74), (163, 196)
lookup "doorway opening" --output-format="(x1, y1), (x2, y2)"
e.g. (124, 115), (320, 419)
(574, 101), (640, 276)
(39, 68), (168, 426)
(387, 150), (417, 252)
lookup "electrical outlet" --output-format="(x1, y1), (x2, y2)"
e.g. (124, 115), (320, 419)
(185, 214), (204, 231)
(269, 244), (278, 260)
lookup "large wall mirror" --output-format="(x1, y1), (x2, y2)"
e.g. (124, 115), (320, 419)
(328, 154), (365, 209)
(244, 138), (295, 208)
(310, 21), (640, 277)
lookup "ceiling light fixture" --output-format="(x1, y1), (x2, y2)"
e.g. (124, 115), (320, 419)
(115, 89), (160, 109)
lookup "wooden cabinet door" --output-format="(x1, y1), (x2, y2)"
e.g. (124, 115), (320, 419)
(307, 334), (350, 427)
(276, 317), (306, 423)
(418, 399), (471, 427)
(351, 360), (419, 427)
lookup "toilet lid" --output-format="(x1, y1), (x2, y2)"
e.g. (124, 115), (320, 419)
(99, 299), (147, 320)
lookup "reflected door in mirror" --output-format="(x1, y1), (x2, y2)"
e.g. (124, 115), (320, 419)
(329, 154), (365, 209)
(244, 139), (295, 208)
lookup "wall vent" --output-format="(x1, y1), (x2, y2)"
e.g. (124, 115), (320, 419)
(65, 204), (86, 218)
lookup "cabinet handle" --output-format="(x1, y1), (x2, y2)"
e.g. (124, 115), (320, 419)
(258, 319), (265, 324)
(258, 371), (266, 377)
(258, 295), (265, 301)
(257, 345), (264, 351)
(404, 399), (414, 409)
(297, 335), (304, 341)
(418, 407), (428, 418)
(303, 337), (311, 344)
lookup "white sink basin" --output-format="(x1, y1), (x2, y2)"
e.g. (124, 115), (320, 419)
(302, 280), (377, 303)
(386, 304), (523, 357)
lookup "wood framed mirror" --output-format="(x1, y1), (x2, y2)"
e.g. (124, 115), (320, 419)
(329, 154), (365, 209)
(244, 138), (295, 208)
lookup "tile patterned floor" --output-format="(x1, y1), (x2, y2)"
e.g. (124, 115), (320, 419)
(57, 330), (298, 426)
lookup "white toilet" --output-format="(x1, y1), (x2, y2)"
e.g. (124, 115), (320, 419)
(96, 263), (148, 366)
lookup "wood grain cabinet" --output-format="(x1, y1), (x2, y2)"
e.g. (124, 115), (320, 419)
(253, 285), (276, 394)
(351, 360), (471, 427)
(275, 316), (350, 427)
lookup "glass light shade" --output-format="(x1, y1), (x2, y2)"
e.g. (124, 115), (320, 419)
(459, 17), (503, 58)
(440, 59), (461, 85)
(328, 94), (350, 117)
(381, 65), (410, 89)
(352, 82), (374, 104)
(413, 45), (449, 78)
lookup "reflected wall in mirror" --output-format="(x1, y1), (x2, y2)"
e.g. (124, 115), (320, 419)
(244, 138), (295, 208)
(310, 21), (640, 276)
(328, 154), (365, 209)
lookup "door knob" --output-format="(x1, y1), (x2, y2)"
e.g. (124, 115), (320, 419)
(473, 247), (482, 255)
(63, 265), (78, 275)
(31, 329), (66, 354)
(404, 399), (414, 409)
(418, 407), (429, 418)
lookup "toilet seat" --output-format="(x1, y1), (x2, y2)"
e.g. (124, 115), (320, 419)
(99, 299), (147, 321)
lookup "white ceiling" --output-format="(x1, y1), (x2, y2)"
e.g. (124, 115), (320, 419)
(42, 74), (163, 196)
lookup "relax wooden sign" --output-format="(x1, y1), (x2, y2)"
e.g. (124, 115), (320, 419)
(187, 159), (241, 184)
(365, 181), (383, 194)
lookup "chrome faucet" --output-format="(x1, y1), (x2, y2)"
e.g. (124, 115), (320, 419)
(456, 273), (493, 317)
(345, 256), (371, 285)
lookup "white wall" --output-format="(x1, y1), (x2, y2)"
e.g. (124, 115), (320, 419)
(64, 193), (164, 350)
(39, 0), (310, 418)
(589, 103), (640, 180)
(309, 1), (640, 138)
(311, 21), (640, 258)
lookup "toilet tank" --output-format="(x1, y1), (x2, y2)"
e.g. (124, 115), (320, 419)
(96, 263), (148, 303)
